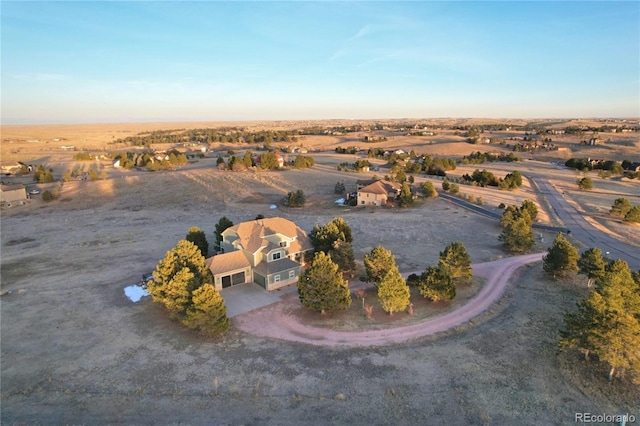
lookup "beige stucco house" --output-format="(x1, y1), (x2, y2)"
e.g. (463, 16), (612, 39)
(0, 184), (27, 207)
(356, 180), (402, 206)
(206, 217), (312, 291)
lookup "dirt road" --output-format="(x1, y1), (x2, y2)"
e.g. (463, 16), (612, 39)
(234, 252), (545, 346)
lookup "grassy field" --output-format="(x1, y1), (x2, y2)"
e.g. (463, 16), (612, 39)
(1, 119), (639, 424)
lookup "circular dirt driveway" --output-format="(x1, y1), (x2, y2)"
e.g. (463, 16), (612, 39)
(233, 252), (544, 347)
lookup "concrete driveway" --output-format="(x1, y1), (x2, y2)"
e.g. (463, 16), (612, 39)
(221, 282), (298, 317)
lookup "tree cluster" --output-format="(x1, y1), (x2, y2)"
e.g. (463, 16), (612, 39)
(498, 200), (537, 253)
(576, 177), (593, 190)
(33, 165), (54, 183)
(214, 216), (233, 251)
(364, 246), (411, 315)
(147, 240), (229, 335)
(610, 197), (640, 223)
(559, 259), (640, 383)
(460, 151), (521, 164)
(284, 190), (306, 207)
(292, 155), (315, 169)
(309, 218), (355, 273)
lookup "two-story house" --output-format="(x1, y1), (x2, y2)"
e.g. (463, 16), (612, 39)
(206, 217), (313, 291)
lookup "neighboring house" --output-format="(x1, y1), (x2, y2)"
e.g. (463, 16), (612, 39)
(624, 162), (640, 172)
(206, 217), (312, 291)
(112, 159), (121, 168)
(357, 180), (402, 206)
(0, 184), (27, 206)
(255, 153), (285, 168)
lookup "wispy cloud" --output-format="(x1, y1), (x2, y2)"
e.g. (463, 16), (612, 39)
(12, 73), (67, 82)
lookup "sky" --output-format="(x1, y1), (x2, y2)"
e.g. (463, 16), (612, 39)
(1, 1), (639, 124)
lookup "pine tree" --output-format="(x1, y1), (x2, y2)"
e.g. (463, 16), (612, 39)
(377, 266), (411, 315)
(421, 181), (437, 198)
(438, 241), (472, 283)
(328, 240), (356, 274)
(214, 216), (233, 251)
(417, 266), (455, 301)
(499, 217), (534, 253)
(559, 259), (640, 383)
(364, 246), (397, 285)
(186, 226), (209, 258)
(183, 284), (229, 335)
(609, 197), (632, 218)
(297, 252), (351, 314)
(543, 233), (579, 279)
(310, 217), (353, 254)
(398, 182), (413, 207)
(577, 247), (605, 287)
(624, 206), (640, 223)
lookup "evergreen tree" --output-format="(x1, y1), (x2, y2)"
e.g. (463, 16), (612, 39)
(258, 151), (280, 170)
(499, 217), (534, 253)
(543, 233), (579, 279)
(438, 241), (472, 283)
(284, 189), (306, 207)
(520, 199), (538, 221)
(242, 151), (254, 168)
(364, 246), (397, 285)
(214, 216), (233, 251)
(560, 259), (640, 383)
(297, 252), (351, 314)
(624, 206), (640, 223)
(578, 247), (606, 287)
(186, 226), (209, 258)
(310, 218), (353, 253)
(147, 240), (213, 318)
(421, 181), (437, 198)
(417, 266), (455, 301)
(328, 240), (356, 274)
(398, 182), (413, 207)
(577, 177), (593, 190)
(377, 266), (411, 315)
(609, 197), (632, 218)
(183, 284), (229, 335)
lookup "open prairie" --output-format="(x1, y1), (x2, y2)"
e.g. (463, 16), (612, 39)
(1, 120), (639, 424)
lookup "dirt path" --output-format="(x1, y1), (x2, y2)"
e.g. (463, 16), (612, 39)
(233, 252), (545, 346)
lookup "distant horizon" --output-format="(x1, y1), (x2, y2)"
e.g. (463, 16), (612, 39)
(3, 115), (639, 128)
(2, 2), (638, 124)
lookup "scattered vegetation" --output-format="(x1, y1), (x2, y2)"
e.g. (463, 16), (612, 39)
(283, 189), (306, 207)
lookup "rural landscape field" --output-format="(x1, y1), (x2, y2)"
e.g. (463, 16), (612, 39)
(1, 118), (639, 424)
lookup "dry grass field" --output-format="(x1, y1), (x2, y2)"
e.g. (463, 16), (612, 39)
(1, 119), (639, 424)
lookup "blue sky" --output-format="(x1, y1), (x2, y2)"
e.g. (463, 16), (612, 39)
(2, 1), (638, 124)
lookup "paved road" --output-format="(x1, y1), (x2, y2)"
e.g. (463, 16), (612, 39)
(233, 253), (544, 347)
(531, 177), (640, 270)
(438, 192), (567, 233)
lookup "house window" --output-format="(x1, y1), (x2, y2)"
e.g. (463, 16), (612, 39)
(272, 252), (281, 261)
(289, 270), (295, 279)
(274, 275), (281, 283)
(279, 241), (287, 247)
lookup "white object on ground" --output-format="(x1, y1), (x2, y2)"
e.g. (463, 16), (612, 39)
(124, 285), (150, 302)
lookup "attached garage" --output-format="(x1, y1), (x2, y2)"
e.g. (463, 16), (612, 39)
(221, 271), (247, 288)
(206, 251), (251, 291)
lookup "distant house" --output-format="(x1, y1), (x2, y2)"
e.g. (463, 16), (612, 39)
(624, 162), (640, 172)
(206, 217), (313, 291)
(357, 179), (402, 206)
(112, 159), (121, 168)
(0, 184), (27, 207)
(589, 137), (602, 145)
